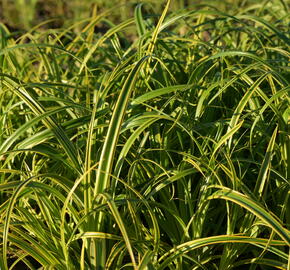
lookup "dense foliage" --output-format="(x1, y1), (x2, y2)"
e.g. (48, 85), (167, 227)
(0, 0), (289, 269)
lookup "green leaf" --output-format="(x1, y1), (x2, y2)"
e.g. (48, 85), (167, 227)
(134, 4), (147, 37)
(208, 188), (290, 245)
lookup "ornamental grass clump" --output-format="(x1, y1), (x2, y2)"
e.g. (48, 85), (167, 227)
(0, 0), (289, 269)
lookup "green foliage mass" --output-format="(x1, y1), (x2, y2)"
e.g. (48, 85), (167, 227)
(0, 0), (289, 269)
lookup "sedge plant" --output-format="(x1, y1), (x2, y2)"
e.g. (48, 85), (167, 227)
(0, 0), (289, 269)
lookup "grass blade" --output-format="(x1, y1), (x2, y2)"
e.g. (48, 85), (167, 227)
(208, 188), (290, 245)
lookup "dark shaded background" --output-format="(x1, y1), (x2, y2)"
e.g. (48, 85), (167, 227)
(0, 0), (260, 31)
